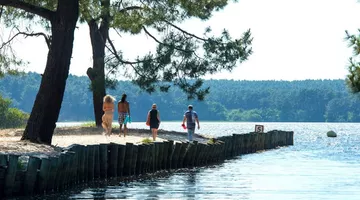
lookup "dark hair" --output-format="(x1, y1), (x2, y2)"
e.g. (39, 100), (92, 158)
(188, 105), (193, 109)
(120, 93), (127, 103)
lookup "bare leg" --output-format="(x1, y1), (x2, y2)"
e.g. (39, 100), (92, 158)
(119, 124), (123, 137)
(124, 124), (127, 137)
(154, 129), (158, 140)
(108, 123), (112, 135)
(152, 128), (156, 141)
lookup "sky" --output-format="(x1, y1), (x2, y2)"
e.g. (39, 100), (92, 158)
(5, 0), (360, 81)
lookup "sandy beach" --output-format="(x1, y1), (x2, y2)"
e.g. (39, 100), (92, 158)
(0, 126), (210, 157)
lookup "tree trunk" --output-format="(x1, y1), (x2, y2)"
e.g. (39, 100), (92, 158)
(21, 0), (79, 144)
(87, 6), (109, 127)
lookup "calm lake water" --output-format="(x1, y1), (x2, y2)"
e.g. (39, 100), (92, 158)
(26, 122), (360, 199)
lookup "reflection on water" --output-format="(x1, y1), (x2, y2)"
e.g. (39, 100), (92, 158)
(26, 123), (360, 199)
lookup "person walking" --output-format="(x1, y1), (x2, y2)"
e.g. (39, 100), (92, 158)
(182, 105), (200, 142)
(117, 93), (130, 137)
(102, 95), (115, 136)
(147, 103), (161, 141)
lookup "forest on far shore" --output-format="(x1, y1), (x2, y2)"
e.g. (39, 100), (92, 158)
(0, 72), (359, 123)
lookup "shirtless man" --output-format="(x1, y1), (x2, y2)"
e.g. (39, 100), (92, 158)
(118, 93), (130, 137)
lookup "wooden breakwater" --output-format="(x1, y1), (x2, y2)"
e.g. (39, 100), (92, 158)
(0, 130), (293, 198)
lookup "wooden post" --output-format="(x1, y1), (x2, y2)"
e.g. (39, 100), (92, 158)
(231, 134), (237, 157)
(149, 143), (156, 173)
(289, 131), (294, 145)
(162, 141), (169, 170)
(172, 143), (181, 169)
(158, 142), (164, 170)
(178, 142), (188, 168)
(79, 145), (86, 182)
(131, 145), (138, 176)
(189, 141), (198, 167)
(108, 143), (119, 177)
(23, 156), (41, 195)
(54, 154), (65, 191)
(0, 154), (7, 197)
(93, 145), (100, 179)
(167, 140), (174, 169)
(142, 144), (149, 173)
(99, 144), (108, 179)
(84, 146), (89, 183)
(195, 143), (204, 166)
(136, 144), (144, 175)
(87, 145), (95, 181)
(46, 156), (58, 192)
(154, 142), (160, 171)
(118, 144), (126, 177)
(124, 143), (133, 176)
(37, 157), (50, 194)
(4, 154), (18, 197)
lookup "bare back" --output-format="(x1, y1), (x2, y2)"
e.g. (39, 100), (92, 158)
(118, 101), (129, 113)
(103, 102), (114, 112)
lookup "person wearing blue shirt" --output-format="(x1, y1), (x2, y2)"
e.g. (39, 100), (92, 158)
(182, 105), (200, 141)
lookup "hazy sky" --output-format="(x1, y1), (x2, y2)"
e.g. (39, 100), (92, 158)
(7, 0), (360, 80)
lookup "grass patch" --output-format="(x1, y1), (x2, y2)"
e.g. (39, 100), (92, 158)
(141, 138), (153, 144)
(81, 122), (120, 128)
(207, 138), (215, 144)
(81, 122), (96, 127)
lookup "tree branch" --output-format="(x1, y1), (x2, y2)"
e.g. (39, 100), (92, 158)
(105, 35), (142, 76)
(163, 19), (207, 42)
(119, 6), (142, 13)
(142, 26), (194, 54)
(0, 30), (51, 50)
(0, 0), (54, 21)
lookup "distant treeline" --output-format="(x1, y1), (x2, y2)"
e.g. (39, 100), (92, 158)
(0, 72), (359, 122)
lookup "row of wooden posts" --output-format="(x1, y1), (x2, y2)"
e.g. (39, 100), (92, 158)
(0, 130), (294, 198)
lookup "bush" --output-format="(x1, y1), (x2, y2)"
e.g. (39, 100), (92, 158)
(0, 95), (29, 128)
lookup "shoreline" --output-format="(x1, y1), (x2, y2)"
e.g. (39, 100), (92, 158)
(0, 126), (210, 157)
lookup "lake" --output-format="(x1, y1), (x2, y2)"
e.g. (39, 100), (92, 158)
(25, 122), (360, 199)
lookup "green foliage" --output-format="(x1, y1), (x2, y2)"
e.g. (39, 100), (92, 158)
(0, 94), (28, 128)
(345, 30), (360, 93)
(81, 121), (96, 127)
(2, 72), (360, 122)
(80, 0), (253, 100)
(141, 138), (153, 144)
(207, 138), (215, 144)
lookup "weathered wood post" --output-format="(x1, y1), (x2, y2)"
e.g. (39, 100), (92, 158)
(87, 145), (95, 181)
(0, 154), (7, 197)
(99, 144), (108, 179)
(4, 154), (18, 197)
(172, 143), (181, 169)
(23, 156), (41, 195)
(183, 143), (192, 167)
(117, 144), (126, 177)
(154, 142), (160, 171)
(47, 156), (58, 192)
(195, 143), (204, 166)
(124, 143), (133, 176)
(189, 141), (198, 167)
(131, 145), (138, 176)
(167, 140), (174, 169)
(150, 143), (156, 172)
(136, 144), (144, 175)
(162, 141), (169, 170)
(93, 145), (100, 179)
(178, 142), (188, 168)
(141, 144), (149, 173)
(37, 157), (50, 194)
(108, 143), (119, 177)
(158, 142), (164, 170)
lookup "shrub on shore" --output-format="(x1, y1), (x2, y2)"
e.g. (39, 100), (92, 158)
(0, 95), (29, 128)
